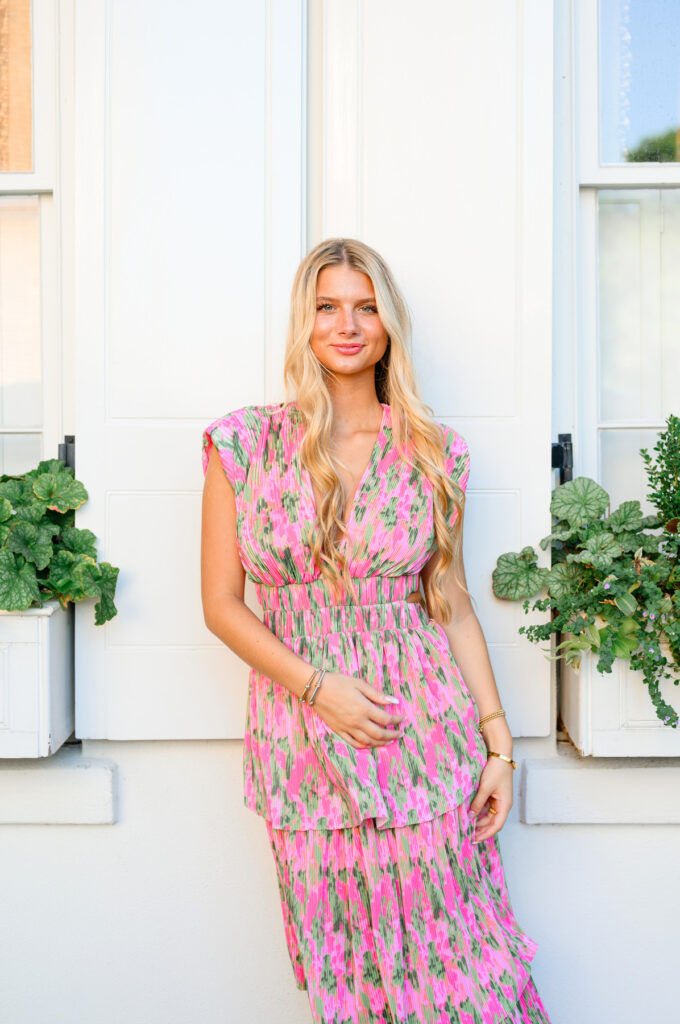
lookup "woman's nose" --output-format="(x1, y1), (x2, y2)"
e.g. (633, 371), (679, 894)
(339, 308), (358, 332)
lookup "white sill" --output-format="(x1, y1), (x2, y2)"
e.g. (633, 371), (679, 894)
(520, 737), (680, 825)
(0, 742), (116, 824)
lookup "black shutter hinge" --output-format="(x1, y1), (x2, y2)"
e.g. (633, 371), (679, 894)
(552, 433), (573, 484)
(58, 435), (75, 474)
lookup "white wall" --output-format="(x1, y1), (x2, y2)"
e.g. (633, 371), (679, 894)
(1, 3), (678, 1023)
(0, 739), (678, 1023)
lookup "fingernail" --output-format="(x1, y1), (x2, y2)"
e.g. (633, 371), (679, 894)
(383, 695), (400, 704)
(469, 810), (477, 818)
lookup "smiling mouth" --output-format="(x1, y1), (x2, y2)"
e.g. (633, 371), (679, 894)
(334, 344), (364, 352)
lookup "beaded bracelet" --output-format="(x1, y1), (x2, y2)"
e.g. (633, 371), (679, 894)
(478, 708), (506, 728)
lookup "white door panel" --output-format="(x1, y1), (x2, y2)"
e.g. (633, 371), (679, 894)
(74, 0), (305, 739)
(318, 0), (553, 735)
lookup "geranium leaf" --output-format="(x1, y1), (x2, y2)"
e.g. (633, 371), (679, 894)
(0, 549), (41, 610)
(572, 531), (623, 569)
(92, 562), (119, 624)
(550, 477), (610, 527)
(60, 526), (98, 559)
(492, 546), (548, 600)
(7, 520), (60, 571)
(605, 500), (643, 533)
(32, 472), (88, 514)
(546, 561), (586, 601)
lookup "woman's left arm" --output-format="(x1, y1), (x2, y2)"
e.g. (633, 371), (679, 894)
(421, 520), (516, 843)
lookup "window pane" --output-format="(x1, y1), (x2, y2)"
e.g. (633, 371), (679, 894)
(0, 431), (40, 475)
(0, 0), (33, 172)
(598, 188), (680, 422)
(599, 0), (680, 164)
(0, 195), (42, 427)
(599, 428), (661, 513)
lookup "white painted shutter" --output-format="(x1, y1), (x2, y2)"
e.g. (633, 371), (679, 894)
(73, 0), (306, 739)
(318, 0), (553, 735)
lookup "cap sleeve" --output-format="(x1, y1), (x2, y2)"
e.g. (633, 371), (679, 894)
(441, 423), (471, 527)
(201, 406), (259, 498)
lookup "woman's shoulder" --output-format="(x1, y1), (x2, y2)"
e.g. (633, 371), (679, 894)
(207, 400), (291, 434)
(201, 402), (292, 487)
(434, 419), (471, 490)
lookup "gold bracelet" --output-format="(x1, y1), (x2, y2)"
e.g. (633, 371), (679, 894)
(479, 708), (506, 728)
(487, 750), (517, 770)
(299, 666), (322, 703)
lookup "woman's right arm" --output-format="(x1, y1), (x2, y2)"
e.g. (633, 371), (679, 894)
(200, 444), (404, 747)
(201, 443), (313, 698)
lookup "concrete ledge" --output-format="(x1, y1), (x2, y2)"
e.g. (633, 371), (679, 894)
(521, 740), (680, 824)
(0, 743), (116, 824)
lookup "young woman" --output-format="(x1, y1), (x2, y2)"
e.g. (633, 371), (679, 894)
(201, 238), (551, 1023)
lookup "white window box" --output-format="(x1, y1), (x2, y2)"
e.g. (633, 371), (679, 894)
(560, 643), (680, 757)
(0, 599), (74, 759)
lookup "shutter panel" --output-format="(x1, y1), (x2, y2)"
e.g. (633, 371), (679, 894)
(318, 0), (553, 735)
(74, 0), (306, 739)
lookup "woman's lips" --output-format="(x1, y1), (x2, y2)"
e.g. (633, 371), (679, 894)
(333, 344), (363, 354)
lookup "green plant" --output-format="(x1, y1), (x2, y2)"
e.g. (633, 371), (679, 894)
(492, 415), (680, 729)
(0, 458), (119, 625)
(640, 413), (680, 526)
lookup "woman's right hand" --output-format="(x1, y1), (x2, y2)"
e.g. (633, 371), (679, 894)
(308, 671), (405, 749)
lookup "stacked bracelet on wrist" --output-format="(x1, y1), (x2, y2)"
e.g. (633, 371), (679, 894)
(478, 707), (517, 768)
(299, 665), (326, 706)
(478, 708), (507, 730)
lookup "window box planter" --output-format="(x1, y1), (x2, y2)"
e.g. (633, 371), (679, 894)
(0, 599), (74, 758)
(560, 639), (680, 757)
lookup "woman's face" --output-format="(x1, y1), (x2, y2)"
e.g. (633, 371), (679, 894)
(309, 263), (389, 384)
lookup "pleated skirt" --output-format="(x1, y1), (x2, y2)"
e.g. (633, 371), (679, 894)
(265, 795), (551, 1024)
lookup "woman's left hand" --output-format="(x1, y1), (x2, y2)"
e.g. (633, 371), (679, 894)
(468, 756), (514, 842)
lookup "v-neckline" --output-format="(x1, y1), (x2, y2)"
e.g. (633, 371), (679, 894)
(294, 401), (389, 529)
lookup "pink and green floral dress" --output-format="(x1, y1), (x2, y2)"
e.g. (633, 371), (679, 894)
(202, 400), (551, 1024)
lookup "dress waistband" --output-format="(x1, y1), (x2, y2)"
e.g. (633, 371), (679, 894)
(255, 572), (425, 638)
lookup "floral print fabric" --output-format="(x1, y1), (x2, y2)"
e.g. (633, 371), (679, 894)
(266, 801), (551, 1023)
(201, 401), (488, 831)
(201, 401), (550, 1022)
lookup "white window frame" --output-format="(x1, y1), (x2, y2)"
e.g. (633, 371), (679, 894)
(0, 0), (72, 467)
(575, 0), (680, 482)
(552, 0), (680, 758)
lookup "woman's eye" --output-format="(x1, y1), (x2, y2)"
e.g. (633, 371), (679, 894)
(361, 305), (378, 313)
(316, 303), (333, 311)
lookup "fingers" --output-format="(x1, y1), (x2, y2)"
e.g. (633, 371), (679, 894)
(473, 798), (510, 842)
(469, 769), (513, 841)
(357, 683), (405, 727)
(350, 723), (404, 749)
(469, 779), (493, 818)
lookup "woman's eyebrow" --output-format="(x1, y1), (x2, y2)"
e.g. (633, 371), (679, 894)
(316, 295), (377, 303)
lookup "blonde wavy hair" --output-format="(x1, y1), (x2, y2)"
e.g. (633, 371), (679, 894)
(282, 237), (468, 625)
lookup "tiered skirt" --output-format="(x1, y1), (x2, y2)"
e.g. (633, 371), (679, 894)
(250, 575), (551, 1022)
(265, 798), (550, 1023)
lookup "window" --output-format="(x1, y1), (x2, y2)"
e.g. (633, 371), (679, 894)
(553, 0), (680, 757)
(576, 0), (680, 505)
(0, 0), (65, 474)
